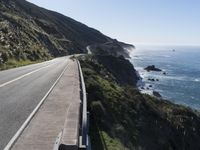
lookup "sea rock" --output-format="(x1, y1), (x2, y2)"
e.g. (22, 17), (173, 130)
(144, 65), (162, 72)
(148, 78), (155, 82)
(153, 91), (162, 98)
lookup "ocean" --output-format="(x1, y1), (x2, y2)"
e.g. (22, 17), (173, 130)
(130, 45), (200, 110)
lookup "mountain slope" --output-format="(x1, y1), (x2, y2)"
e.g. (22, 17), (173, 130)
(0, 0), (133, 68)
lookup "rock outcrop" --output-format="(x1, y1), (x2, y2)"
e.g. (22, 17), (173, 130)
(144, 65), (162, 71)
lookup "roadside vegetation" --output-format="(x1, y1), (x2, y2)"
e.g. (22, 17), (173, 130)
(0, 58), (45, 70)
(79, 55), (200, 150)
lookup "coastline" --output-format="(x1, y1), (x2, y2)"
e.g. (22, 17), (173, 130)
(135, 69), (159, 97)
(127, 48), (156, 96)
(79, 54), (200, 150)
(129, 46), (200, 111)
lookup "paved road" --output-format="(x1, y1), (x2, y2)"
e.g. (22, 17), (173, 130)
(0, 57), (69, 149)
(12, 59), (81, 150)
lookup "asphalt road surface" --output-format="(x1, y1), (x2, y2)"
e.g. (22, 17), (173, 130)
(0, 57), (69, 149)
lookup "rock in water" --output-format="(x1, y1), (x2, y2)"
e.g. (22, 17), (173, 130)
(153, 91), (162, 98)
(144, 65), (162, 72)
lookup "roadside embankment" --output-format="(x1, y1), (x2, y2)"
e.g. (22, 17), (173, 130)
(79, 54), (200, 150)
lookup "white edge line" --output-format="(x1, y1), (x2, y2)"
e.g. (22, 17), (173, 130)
(3, 60), (70, 150)
(0, 63), (56, 88)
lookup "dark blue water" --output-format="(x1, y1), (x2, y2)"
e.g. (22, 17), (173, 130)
(130, 45), (200, 110)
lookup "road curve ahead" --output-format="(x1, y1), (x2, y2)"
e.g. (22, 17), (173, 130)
(0, 57), (69, 149)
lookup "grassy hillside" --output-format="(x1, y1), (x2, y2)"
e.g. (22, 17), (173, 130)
(79, 55), (200, 150)
(0, 0), (134, 70)
(0, 0), (111, 69)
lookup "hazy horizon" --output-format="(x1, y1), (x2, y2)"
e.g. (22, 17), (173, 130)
(27, 0), (200, 46)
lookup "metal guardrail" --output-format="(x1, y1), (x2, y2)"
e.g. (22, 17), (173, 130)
(56, 58), (90, 150)
(77, 60), (90, 150)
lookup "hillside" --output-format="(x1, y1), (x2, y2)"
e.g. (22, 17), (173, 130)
(79, 55), (200, 150)
(0, 0), (133, 69)
(87, 40), (135, 58)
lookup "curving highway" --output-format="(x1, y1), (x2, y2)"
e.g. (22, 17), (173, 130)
(0, 57), (70, 149)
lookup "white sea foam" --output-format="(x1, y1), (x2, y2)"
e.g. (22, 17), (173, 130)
(140, 89), (153, 95)
(141, 73), (189, 82)
(163, 55), (171, 58)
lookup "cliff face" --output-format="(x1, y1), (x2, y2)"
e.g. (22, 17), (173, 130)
(79, 55), (200, 150)
(94, 55), (139, 86)
(88, 40), (135, 58)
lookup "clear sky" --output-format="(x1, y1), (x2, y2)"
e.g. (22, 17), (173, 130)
(27, 0), (200, 46)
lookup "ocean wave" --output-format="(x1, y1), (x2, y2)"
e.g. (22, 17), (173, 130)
(135, 67), (144, 70)
(141, 73), (200, 83)
(140, 90), (152, 95)
(163, 55), (171, 58)
(191, 96), (195, 99)
(139, 73), (194, 82)
(162, 75), (187, 81)
(194, 78), (200, 82)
